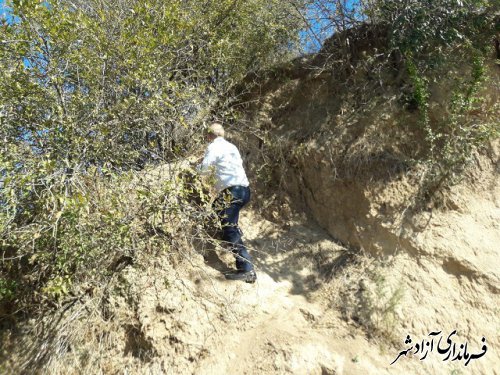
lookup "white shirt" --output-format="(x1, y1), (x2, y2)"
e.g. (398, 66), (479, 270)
(198, 137), (249, 193)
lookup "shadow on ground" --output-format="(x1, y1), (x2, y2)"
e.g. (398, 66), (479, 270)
(244, 219), (357, 299)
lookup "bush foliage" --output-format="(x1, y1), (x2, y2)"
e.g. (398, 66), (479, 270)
(265, 0), (498, 199)
(0, 0), (303, 315)
(372, 0), (499, 192)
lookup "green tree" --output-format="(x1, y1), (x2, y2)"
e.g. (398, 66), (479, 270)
(0, 0), (304, 312)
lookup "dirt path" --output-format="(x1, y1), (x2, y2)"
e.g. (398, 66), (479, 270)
(126, 201), (496, 375)
(189, 212), (434, 375)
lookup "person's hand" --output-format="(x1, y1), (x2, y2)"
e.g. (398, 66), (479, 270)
(186, 154), (203, 166)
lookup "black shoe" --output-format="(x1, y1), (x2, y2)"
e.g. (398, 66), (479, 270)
(224, 269), (257, 283)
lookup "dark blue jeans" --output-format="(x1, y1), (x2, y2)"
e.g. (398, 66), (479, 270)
(214, 186), (253, 272)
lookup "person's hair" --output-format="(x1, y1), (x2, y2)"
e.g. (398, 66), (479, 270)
(207, 122), (225, 137)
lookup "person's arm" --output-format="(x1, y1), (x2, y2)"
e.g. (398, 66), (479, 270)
(197, 145), (217, 174)
(196, 145), (219, 198)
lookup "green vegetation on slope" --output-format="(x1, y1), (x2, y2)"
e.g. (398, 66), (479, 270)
(0, 0), (304, 318)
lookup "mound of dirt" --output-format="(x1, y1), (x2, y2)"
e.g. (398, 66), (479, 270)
(230, 44), (500, 373)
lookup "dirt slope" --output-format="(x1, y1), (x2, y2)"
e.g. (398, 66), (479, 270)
(226, 47), (500, 374)
(3, 178), (497, 374)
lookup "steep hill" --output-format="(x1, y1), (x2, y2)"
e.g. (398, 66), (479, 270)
(1, 27), (499, 375)
(232, 33), (500, 373)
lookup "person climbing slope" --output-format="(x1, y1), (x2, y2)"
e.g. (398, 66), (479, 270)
(198, 122), (257, 283)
